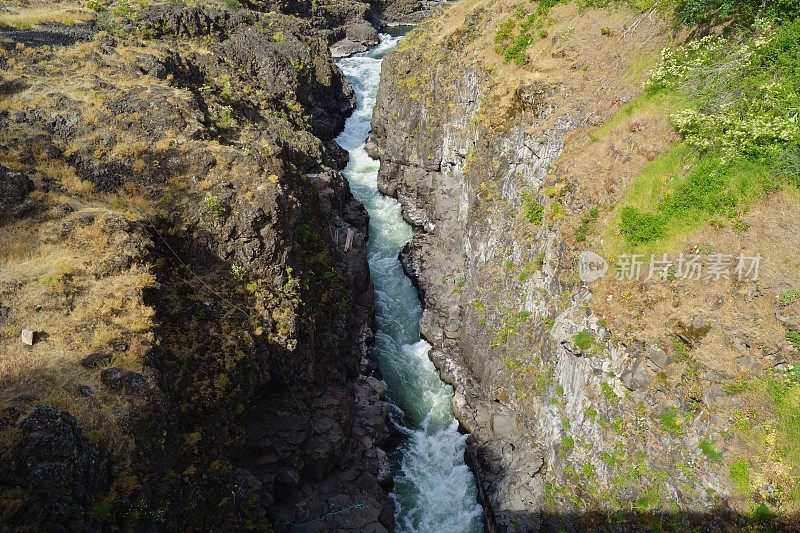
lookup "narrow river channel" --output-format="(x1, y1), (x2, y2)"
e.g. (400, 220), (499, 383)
(335, 35), (484, 533)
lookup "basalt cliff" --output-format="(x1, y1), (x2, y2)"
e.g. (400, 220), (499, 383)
(371, 1), (800, 531)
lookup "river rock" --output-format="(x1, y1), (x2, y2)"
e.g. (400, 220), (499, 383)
(331, 39), (368, 58)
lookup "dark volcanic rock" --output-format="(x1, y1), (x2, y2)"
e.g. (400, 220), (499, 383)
(0, 166), (36, 224)
(0, 405), (106, 527)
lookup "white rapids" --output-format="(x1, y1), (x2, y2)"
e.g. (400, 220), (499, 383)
(335, 35), (484, 533)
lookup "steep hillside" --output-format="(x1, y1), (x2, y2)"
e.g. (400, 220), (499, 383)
(371, 0), (800, 531)
(0, 1), (405, 530)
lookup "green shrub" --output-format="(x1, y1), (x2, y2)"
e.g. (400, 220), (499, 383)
(601, 382), (619, 406)
(521, 192), (544, 224)
(230, 264), (247, 284)
(677, 0), (800, 25)
(573, 330), (593, 350)
(659, 408), (684, 436)
(560, 435), (575, 452)
(203, 193), (226, 217)
(87, 0), (105, 11)
(752, 502), (775, 523)
(91, 499), (112, 522)
(221, 0), (241, 9)
(535, 367), (554, 391)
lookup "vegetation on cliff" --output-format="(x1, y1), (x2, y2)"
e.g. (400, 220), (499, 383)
(377, 0), (800, 530)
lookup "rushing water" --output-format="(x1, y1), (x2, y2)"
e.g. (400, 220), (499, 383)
(335, 36), (484, 533)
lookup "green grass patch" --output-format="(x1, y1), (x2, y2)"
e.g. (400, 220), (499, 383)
(493, 0), (565, 65)
(765, 376), (800, 477)
(787, 330), (800, 350)
(699, 438), (723, 461)
(729, 459), (750, 493)
(591, 90), (688, 143)
(659, 408), (684, 436)
(573, 330), (593, 350)
(604, 18), (800, 254)
(612, 148), (777, 250)
(780, 288), (799, 305)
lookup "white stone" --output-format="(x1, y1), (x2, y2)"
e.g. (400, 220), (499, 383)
(20, 329), (35, 346)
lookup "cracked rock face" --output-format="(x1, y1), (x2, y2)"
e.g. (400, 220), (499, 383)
(367, 4), (797, 531)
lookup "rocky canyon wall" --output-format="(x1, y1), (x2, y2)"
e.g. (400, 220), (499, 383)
(371, 2), (800, 531)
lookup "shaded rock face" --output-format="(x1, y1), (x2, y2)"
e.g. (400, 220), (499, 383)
(376, 0), (443, 25)
(0, 406), (105, 527)
(0, 166), (36, 224)
(0, 3), (394, 531)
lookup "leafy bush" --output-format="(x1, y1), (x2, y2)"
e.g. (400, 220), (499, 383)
(677, 0), (800, 25)
(601, 382), (619, 406)
(659, 408), (684, 436)
(203, 193), (226, 217)
(91, 499), (112, 522)
(573, 330), (593, 350)
(521, 192), (544, 224)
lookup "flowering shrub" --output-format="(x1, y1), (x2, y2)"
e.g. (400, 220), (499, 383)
(649, 18), (799, 161)
(671, 82), (799, 160)
(646, 35), (727, 91)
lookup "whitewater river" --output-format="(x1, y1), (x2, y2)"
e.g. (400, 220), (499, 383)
(335, 35), (484, 532)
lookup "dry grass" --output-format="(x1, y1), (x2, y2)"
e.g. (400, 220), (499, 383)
(0, 206), (155, 455)
(0, 5), (95, 29)
(400, 1), (672, 132)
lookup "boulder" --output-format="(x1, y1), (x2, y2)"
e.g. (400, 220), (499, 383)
(274, 466), (301, 501)
(621, 357), (652, 391)
(330, 39), (367, 58)
(344, 21), (379, 45)
(646, 346), (672, 370)
(2, 405), (106, 526)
